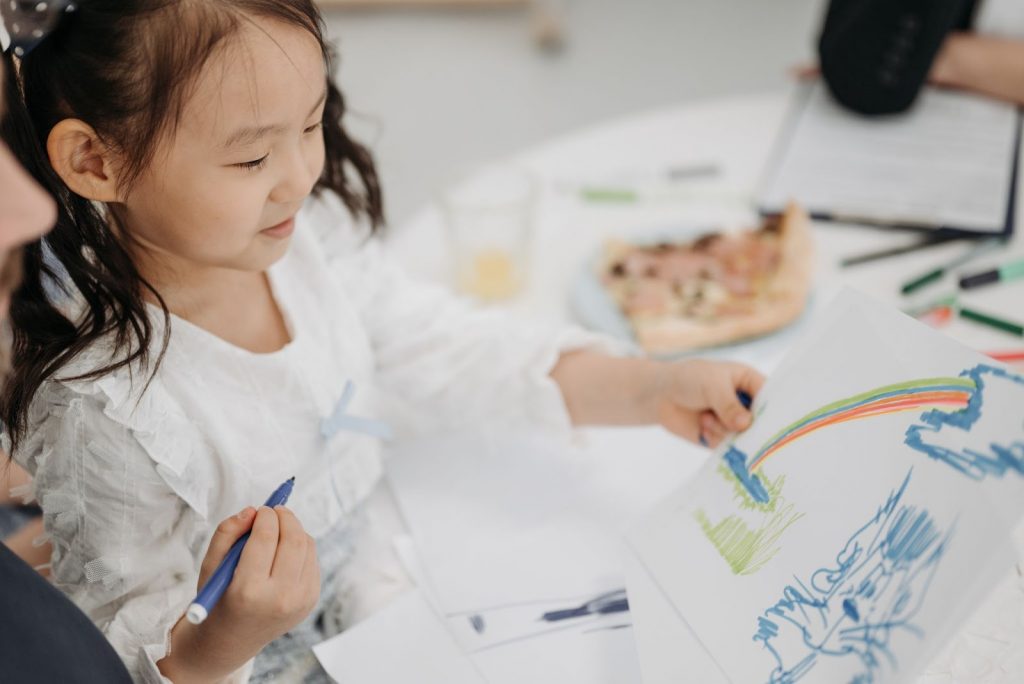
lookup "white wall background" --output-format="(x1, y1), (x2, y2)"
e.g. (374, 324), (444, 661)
(323, 0), (827, 223)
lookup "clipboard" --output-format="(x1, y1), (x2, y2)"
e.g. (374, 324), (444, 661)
(759, 81), (1021, 239)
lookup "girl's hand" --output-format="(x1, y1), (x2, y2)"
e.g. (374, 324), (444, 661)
(159, 506), (320, 683)
(654, 359), (763, 448)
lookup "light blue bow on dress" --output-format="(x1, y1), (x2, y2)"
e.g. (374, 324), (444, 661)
(320, 380), (394, 441)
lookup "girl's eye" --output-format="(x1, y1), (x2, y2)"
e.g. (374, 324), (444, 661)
(303, 122), (323, 135)
(235, 155), (269, 171)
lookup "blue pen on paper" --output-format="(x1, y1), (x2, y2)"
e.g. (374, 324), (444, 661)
(186, 477), (296, 625)
(700, 390), (754, 446)
(540, 589), (629, 622)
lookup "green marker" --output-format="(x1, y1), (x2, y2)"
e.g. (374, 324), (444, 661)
(902, 293), (958, 318)
(959, 306), (1024, 337)
(900, 239), (1004, 295)
(959, 257), (1024, 290)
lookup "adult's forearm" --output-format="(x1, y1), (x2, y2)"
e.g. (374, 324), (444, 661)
(931, 33), (1024, 105)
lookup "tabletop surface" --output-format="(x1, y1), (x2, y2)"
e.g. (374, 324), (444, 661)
(383, 89), (1024, 683)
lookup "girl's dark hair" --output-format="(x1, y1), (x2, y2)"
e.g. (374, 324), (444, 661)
(0, 0), (384, 452)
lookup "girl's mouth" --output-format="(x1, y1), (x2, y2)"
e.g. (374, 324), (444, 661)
(261, 216), (296, 239)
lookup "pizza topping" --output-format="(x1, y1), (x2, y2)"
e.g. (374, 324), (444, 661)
(598, 209), (811, 344)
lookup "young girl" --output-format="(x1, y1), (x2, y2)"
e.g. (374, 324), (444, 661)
(1, 1), (762, 682)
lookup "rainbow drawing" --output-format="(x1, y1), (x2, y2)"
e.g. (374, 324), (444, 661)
(747, 377), (976, 474)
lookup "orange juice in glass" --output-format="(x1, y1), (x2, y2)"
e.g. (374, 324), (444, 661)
(442, 166), (535, 302)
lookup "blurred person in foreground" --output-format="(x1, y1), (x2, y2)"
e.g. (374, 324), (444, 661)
(0, 2), (131, 680)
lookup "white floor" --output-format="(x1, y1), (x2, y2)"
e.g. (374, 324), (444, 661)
(323, 0), (827, 223)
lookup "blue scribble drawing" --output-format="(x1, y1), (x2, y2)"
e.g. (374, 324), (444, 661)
(725, 447), (771, 504)
(905, 364), (1024, 481)
(753, 470), (952, 683)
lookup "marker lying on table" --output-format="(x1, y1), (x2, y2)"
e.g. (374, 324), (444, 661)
(899, 238), (1004, 295)
(700, 390), (754, 446)
(959, 306), (1024, 338)
(839, 233), (963, 268)
(958, 257), (1024, 290)
(186, 477), (296, 625)
(987, 350), (1024, 363)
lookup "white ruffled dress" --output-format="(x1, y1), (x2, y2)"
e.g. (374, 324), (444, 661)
(9, 193), (603, 683)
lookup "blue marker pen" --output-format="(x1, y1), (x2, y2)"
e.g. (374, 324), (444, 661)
(736, 390), (753, 410)
(186, 477), (296, 625)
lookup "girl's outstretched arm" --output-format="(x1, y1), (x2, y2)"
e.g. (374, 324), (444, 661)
(550, 351), (764, 447)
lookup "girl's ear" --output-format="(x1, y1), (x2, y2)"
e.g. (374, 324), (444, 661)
(46, 119), (122, 202)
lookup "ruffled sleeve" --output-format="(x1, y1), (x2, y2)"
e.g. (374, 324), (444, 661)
(303, 193), (622, 437)
(13, 377), (251, 683)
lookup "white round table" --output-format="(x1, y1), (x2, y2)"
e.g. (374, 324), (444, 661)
(388, 89), (1024, 370)
(385, 90), (1024, 683)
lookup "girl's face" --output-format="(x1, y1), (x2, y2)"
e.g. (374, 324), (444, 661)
(117, 16), (327, 276)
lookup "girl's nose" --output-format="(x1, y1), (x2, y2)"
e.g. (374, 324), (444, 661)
(270, 147), (319, 206)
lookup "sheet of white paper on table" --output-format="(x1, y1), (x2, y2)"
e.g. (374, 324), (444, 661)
(312, 589), (485, 684)
(761, 82), (1019, 233)
(628, 288), (1024, 683)
(623, 544), (728, 684)
(385, 415), (701, 683)
(384, 421), (697, 683)
(393, 534), (643, 684)
(386, 424), (701, 612)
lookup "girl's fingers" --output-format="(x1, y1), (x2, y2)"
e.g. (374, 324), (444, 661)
(199, 507), (256, 587)
(269, 506), (309, 581)
(707, 378), (753, 432)
(237, 506), (281, 579)
(733, 364), (766, 402)
(706, 364), (764, 432)
(699, 411), (727, 448)
(657, 402), (701, 443)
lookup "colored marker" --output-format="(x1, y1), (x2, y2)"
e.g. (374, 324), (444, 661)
(959, 307), (1024, 338)
(900, 239), (1004, 294)
(840, 234), (963, 268)
(736, 390), (753, 410)
(578, 163), (721, 202)
(186, 477), (296, 625)
(902, 293), (958, 319)
(541, 589), (629, 622)
(959, 257), (1024, 290)
(987, 350), (1024, 363)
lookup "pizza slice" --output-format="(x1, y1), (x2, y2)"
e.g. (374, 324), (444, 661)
(599, 202), (813, 353)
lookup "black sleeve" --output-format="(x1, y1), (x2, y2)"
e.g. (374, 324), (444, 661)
(818, 0), (975, 115)
(0, 544), (132, 683)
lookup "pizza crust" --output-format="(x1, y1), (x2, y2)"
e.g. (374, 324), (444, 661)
(607, 203), (813, 354)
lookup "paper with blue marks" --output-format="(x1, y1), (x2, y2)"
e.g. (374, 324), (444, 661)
(627, 289), (1024, 684)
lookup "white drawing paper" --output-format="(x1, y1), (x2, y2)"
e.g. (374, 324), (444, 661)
(629, 289), (1024, 683)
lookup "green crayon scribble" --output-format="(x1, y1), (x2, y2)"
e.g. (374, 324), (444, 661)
(694, 462), (803, 575)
